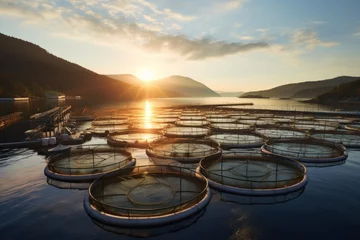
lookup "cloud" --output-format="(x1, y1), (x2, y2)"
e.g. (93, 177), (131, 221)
(0, 0), (269, 60)
(353, 30), (360, 37)
(290, 29), (338, 49)
(142, 35), (269, 60)
(237, 35), (254, 40)
(256, 28), (268, 32)
(222, 0), (247, 11)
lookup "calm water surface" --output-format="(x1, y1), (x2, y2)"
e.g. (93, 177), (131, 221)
(1, 98), (359, 239)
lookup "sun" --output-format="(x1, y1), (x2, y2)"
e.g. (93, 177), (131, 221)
(138, 69), (155, 82)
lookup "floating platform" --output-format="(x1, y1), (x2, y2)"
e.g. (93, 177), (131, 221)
(146, 138), (222, 163)
(210, 133), (264, 149)
(44, 144), (135, 182)
(197, 152), (307, 196)
(84, 165), (211, 228)
(107, 130), (162, 148)
(261, 138), (348, 166)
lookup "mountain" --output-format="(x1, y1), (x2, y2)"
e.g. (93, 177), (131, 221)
(217, 91), (244, 97)
(242, 76), (359, 99)
(308, 78), (360, 104)
(0, 33), (176, 100)
(106, 74), (144, 86)
(153, 76), (220, 97)
(108, 74), (220, 97)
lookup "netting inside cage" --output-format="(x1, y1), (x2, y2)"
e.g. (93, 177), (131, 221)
(238, 119), (267, 125)
(262, 117), (294, 123)
(92, 125), (129, 135)
(164, 127), (209, 137)
(208, 118), (237, 123)
(256, 128), (307, 139)
(108, 132), (161, 146)
(176, 120), (210, 127)
(147, 138), (220, 162)
(311, 132), (360, 147)
(211, 123), (252, 131)
(315, 118), (353, 124)
(199, 153), (306, 191)
(262, 139), (346, 161)
(179, 116), (206, 120)
(210, 133), (264, 148)
(293, 123), (337, 131)
(47, 145), (132, 175)
(89, 165), (208, 217)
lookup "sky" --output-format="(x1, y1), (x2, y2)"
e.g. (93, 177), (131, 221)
(1, 0), (360, 92)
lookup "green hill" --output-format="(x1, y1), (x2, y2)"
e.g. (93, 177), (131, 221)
(242, 76), (359, 98)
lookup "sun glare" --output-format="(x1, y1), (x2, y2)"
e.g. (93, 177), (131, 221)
(138, 69), (154, 82)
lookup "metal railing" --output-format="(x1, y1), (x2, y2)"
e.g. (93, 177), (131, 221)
(199, 152), (306, 190)
(88, 165), (208, 218)
(148, 138), (220, 158)
(47, 145), (133, 176)
(263, 140), (344, 159)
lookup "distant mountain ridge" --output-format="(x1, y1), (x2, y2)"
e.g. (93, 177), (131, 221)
(242, 76), (359, 99)
(217, 91), (245, 97)
(308, 78), (360, 104)
(0, 33), (215, 100)
(0, 33), (137, 100)
(107, 74), (220, 97)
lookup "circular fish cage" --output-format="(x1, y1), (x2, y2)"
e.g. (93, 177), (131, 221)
(181, 111), (202, 116)
(84, 165), (211, 228)
(254, 118), (276, 125)
(238, 119), (267, 126)
(44, 145), (136, 182)
(211, 123), (252, 132)
(92, 119), (128, 126)
(206, 114), (230, 118)
(107, 131), (162, 148)
(196, 152), (307, 196)
(210, 133), (264, 149)
(175, 120), (210, 127)
(261, 138), (348, 166)
(179, 115), (206, 121)
(239, 115), (259, 120)
(256, 127), (307, 139)
(263, 117), (294, 124)
(91, 125), (129, 136)
(310, 131), (360, 148)
(253, 113), (274, 118)
(208, 118), (237, 123)
(293, 123), (338, 131)
(315, 118), (353, 124)
(152, 117), (178, 124)
(130, 122), (169, 131)
(164, 126), (209, 138)
(146, 138), (221, 163)
(344, 123), (360, 131)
